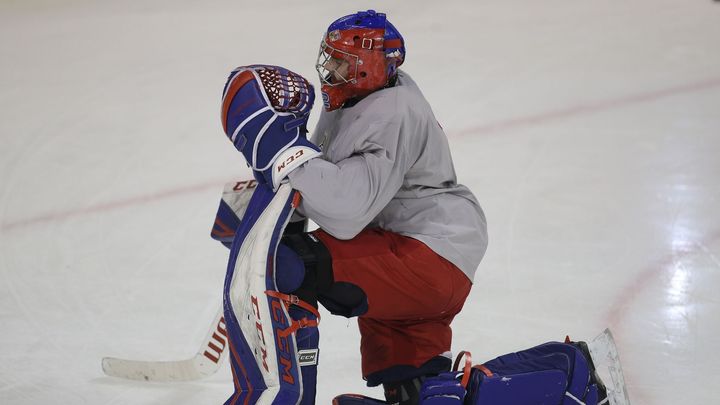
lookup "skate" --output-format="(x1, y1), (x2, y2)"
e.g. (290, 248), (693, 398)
(567, 339), (608, 403)
(585, 329), (632, 405)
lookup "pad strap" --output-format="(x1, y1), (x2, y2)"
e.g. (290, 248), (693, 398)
(452, 351), (473, 388)
(265, 290), (321, 338)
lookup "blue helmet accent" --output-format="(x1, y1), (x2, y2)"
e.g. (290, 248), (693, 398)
(328, 9), (386, 31)
(326, 10), (405, 64)
(382, 20), (405, 63)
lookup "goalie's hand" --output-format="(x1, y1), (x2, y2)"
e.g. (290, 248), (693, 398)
(221, 65), (321, 190)
(249, 136), (320, 190)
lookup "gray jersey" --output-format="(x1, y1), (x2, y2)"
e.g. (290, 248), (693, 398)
(288, 71), (487, 280)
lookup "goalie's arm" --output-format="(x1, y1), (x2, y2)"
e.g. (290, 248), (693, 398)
(288, 120), (410, 240)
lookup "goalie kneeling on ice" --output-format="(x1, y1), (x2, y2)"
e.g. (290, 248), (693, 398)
(419, 341), (604, 405)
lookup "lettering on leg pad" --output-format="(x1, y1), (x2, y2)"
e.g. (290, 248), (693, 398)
(298, 349), (319, 367)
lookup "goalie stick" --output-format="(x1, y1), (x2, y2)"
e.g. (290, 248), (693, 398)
(102, 179), (260, 382)
(101, 306), (228, 382)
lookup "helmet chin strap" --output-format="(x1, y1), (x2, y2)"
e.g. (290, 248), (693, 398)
(327, 73), (399, 110)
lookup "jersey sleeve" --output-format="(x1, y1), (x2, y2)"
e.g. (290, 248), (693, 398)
(288, 119), (410, 240)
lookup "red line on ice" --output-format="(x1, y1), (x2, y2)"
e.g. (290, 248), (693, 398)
(1, 180), (224, 231)
(449, 76), (720, 137)
(3, 76), (719, 231)
(602, 229), (720, 404)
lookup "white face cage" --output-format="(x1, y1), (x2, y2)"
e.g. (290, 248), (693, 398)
(315, 40), (359, 87)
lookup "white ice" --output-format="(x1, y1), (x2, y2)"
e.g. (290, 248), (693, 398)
(1, 0), (719, 404)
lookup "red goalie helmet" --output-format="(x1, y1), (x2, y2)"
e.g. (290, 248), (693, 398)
(316, 10), (405, 111)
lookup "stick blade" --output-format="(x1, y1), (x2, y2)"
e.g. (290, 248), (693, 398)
(101, 356), (208, 382)
(101, 308), (228, 382)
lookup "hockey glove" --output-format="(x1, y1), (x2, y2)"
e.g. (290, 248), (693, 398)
(221, 65), (321, 190)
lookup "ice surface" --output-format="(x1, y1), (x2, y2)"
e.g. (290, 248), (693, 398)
(1, 0), (719, 404)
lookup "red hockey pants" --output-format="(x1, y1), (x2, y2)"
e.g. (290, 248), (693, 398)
(313, 228), (472, 378)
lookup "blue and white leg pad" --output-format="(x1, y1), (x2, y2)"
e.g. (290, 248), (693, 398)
(222, 183), (319, 405)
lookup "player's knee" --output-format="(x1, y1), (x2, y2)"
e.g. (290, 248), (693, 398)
(275, 243), (306, 293)
(277, 233), (334, 307)
(279, 232), (368, 317)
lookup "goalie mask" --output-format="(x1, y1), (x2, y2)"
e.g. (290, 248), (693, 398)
(316, 10), (405, 111)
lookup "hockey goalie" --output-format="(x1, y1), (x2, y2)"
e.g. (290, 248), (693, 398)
(217, 56), (486, 405)
(99, 8), (629, 405)
(216, 9), (629, 405)
(218, 9), (489, 405)
(215, 62), (630, 405)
